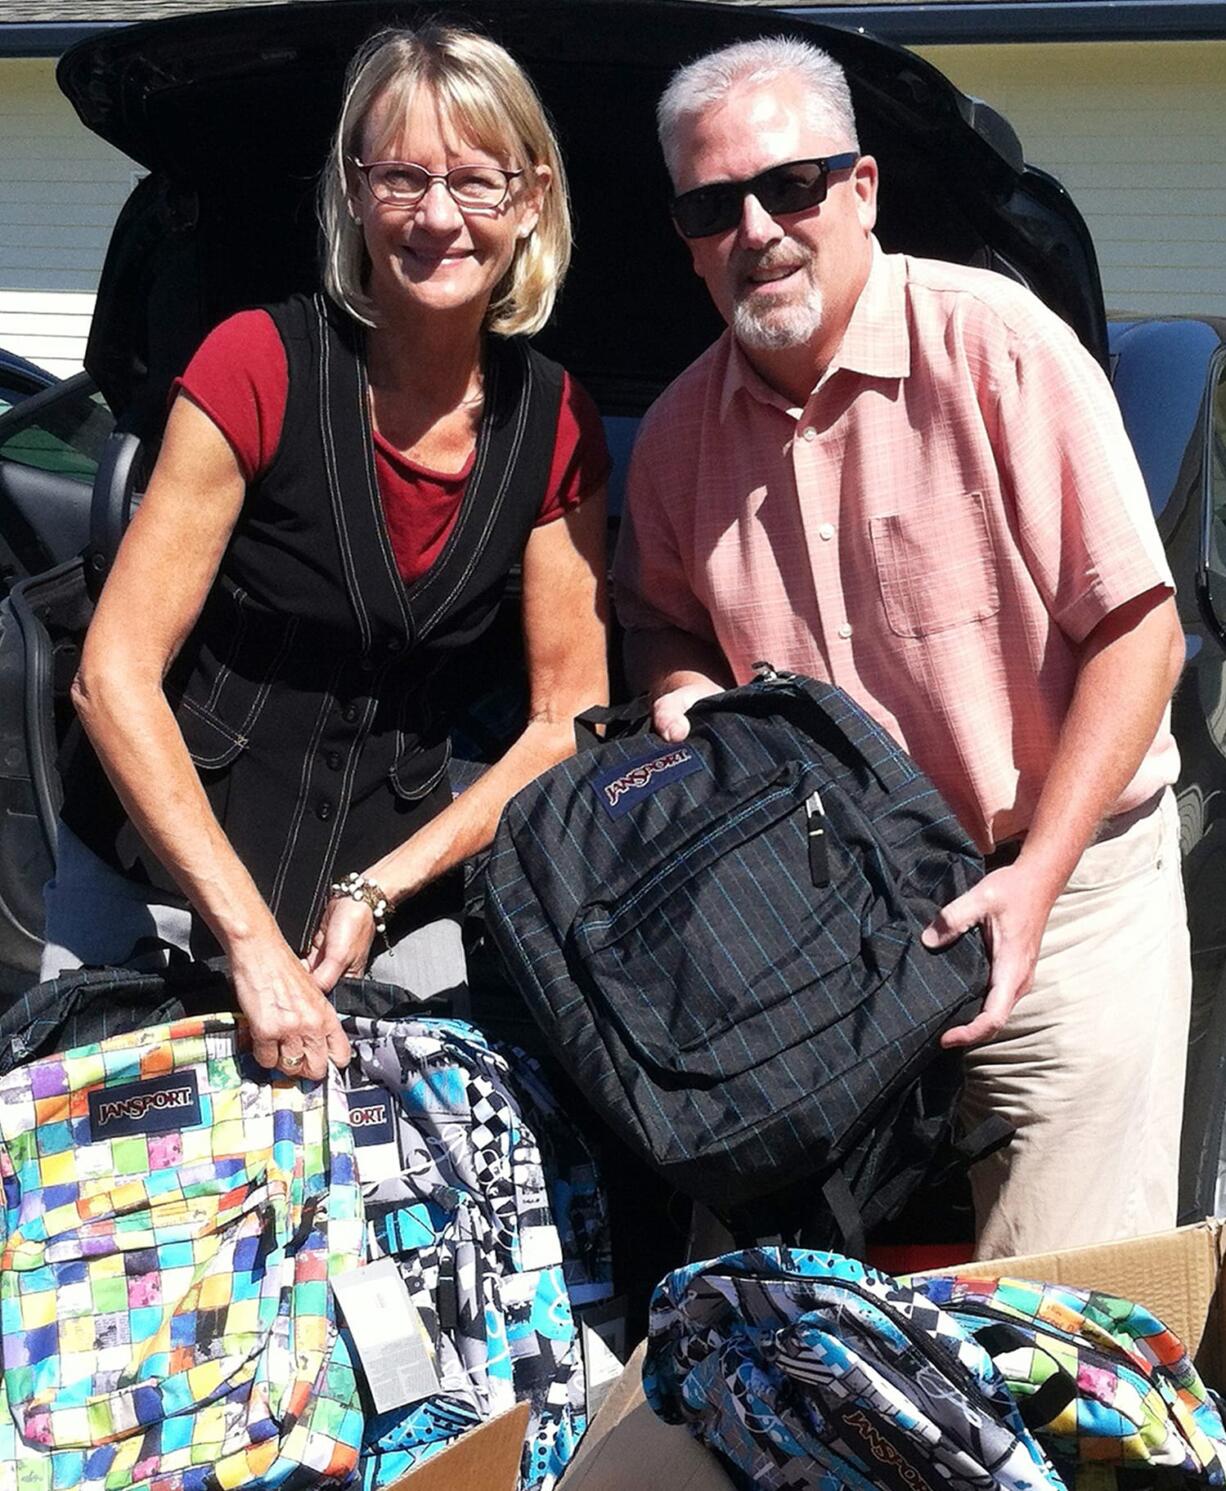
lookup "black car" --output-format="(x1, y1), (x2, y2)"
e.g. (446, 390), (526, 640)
(0, 372), (113, 581)
(1109, 311), (1226, 1219)
(0, 347), (57, 415)
(0, 0), (1223, 1220)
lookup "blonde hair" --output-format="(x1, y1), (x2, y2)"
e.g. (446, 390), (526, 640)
(320, 24), (571, 338)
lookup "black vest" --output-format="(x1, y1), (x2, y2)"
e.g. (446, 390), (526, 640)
(63, 292), (564, 951)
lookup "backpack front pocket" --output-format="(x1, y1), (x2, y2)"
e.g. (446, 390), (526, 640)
(570, 765), (905, 1081)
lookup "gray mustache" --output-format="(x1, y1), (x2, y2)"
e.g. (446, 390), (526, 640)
(736, 253), (810, 278)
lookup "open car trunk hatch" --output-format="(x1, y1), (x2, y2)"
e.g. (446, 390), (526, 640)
(58, 0), (1108, 432)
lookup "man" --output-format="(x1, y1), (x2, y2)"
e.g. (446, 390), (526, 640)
(612, 36), (1190, 1257)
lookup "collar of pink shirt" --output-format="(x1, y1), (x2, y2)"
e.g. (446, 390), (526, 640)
(718, 237), (910, 421)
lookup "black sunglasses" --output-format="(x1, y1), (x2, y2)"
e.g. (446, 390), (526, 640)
(670, 152), (859, 239)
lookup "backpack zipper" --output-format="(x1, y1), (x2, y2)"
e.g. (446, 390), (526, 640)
(804, 790), (830, 887)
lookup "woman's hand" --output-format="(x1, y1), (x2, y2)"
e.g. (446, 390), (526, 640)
(303, 896), (378, 993)
(230, 930), (352, 1078)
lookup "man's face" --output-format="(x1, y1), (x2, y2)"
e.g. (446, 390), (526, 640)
(671, 75), (878, 355)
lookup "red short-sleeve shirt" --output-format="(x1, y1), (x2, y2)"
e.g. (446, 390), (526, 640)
(176, 309), (610, 584)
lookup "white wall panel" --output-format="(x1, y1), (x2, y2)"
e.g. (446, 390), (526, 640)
(918, 40), (1226, 317)
(0, 57), (136, 375)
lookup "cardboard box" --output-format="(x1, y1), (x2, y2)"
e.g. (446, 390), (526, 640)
(383, 1402), (530, 1490)
(560, 1339), (737, 1491)
(561, 1220), (1226, 1490)
(914, 1217), (1226, 1383)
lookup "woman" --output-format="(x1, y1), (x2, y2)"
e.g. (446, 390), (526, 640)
(46, 25), (609, 1081)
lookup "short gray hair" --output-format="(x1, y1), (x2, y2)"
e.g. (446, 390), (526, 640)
(657, 36), (859, 182)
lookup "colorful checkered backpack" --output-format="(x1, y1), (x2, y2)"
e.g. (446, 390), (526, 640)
(0, 1012), (366, 1491)
(339, 1015), (595, 1491)
(645, 1247), (1069, 1491)
(914, 1275), (1226, 1487)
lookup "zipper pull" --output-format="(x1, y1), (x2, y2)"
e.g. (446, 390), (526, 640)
(752, 659), (796, 687)
(805, 789), (830, 888)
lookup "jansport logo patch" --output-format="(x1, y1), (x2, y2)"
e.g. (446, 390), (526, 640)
(345, 1086), (394, 1148)
(88, 1071), (201, 1139)
(592, 747), (705, 819)
(835, 1407), (938, 1491)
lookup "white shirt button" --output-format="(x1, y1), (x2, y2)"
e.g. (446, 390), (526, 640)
(838, 623), (853, 639)
(801, 427), (817, 442)
(818, 522), (835, 541)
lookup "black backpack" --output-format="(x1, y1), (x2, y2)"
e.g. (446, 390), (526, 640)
(485, 669), (993, 1248)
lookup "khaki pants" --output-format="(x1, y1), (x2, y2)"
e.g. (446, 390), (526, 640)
(962, 788), (1191, 1260)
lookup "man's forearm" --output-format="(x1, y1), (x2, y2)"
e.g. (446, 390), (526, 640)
(931, 587), (1183, 1048)
(623, 623), (734, 696)
(623, 625), (734, 743)
(1018, 588), (1184, 894)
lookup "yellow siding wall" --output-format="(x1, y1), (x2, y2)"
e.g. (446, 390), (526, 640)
(0, 58), (136, 375)
(917, 40), (1226, 317)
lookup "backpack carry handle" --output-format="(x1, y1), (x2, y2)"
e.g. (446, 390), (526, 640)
(573, 697), (653, 752)
(690, 670), (919, 798)
(974, 1322), (1079, 1430)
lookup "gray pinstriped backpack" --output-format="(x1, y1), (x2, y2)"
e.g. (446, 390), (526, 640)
(486, 668), (995, 1249)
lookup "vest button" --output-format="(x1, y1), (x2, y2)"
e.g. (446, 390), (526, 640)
(316, 798), (333, 822)
(342, 703), (359, 724)
(326, 750), (342, 771)
(386, 637), (404, 654)
(358, 656), (375, 674)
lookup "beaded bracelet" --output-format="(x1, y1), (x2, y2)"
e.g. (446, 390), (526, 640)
(329, 871), (390, 935)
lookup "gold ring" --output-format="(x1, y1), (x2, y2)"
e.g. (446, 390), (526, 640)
(282, 1053), (305, 1070)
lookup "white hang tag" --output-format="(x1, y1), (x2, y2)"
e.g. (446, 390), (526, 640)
(332, 1257), (442, 1413)
(577, 1296), (629, 1421)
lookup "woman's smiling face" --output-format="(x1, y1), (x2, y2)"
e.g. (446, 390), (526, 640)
(352, 84), (546, 327)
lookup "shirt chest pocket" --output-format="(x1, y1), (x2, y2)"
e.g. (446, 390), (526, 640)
(869, 490), (1001, 639)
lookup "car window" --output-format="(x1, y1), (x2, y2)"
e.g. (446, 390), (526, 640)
(1211, 363), (1226, 568)
(0, 371), (45, 416)
(1203, 356), (1226, 637)
(1109, 320), (1219, 522)
(0, 374), (114, 482)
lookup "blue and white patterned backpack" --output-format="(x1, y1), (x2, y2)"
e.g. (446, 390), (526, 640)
(338, 1016), (596, 1491)
(645, 1247), (1071, 1491)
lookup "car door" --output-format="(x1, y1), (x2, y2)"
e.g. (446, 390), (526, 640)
(1180, 344), (1226, 1220)
(0, 373), (113, 594)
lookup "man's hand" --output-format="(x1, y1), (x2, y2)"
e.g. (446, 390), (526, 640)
(652, 680), (725, 741)
(623, 626), (732, 743)
(926, 590), (1182, 1051)
(922, 860), (1058, 1049)
(230, 931), (352, 1078)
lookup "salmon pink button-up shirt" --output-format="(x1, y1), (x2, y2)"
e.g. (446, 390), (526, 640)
(612, 243), (1178, 852)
